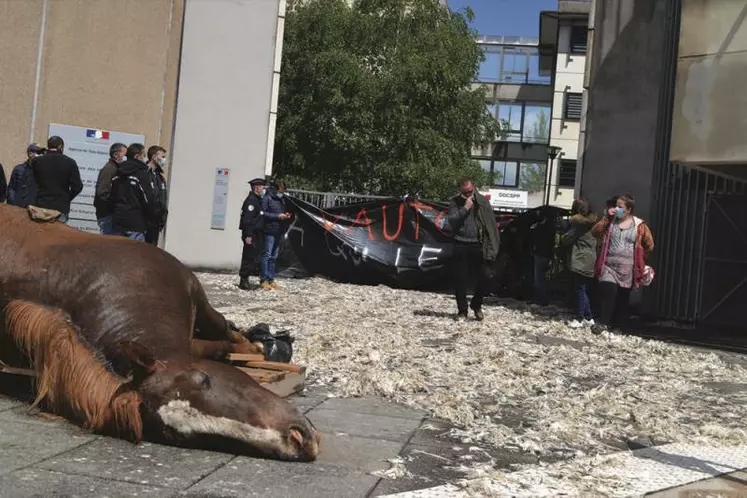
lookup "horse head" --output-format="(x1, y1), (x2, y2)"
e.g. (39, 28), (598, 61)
(119, 341), (320, 461)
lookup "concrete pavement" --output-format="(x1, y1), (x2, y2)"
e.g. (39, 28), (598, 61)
(0, 386), (506, 497)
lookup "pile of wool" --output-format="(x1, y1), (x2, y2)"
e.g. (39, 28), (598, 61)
(198, 272), (747, 465)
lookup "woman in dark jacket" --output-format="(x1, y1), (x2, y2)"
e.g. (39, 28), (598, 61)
(561, 199), (599, 328)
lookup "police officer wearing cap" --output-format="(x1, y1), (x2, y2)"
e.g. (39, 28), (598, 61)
(238, 177), (267, 290)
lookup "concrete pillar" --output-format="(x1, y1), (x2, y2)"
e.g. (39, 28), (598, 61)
(164, 0), (285, 269)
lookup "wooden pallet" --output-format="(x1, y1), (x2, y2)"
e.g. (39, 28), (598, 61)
(0, 355), (306, 399)
(224, 353), (306, 398)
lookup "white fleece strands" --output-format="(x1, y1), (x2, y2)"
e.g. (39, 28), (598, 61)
(157, 400), (285, 454)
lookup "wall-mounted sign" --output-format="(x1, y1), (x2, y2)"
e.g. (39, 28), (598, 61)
(48, 123), (145, 234)
(483, 188), (529, 209)
(210, 168), (231, 230)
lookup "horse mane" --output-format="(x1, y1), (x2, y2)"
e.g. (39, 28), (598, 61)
(2, 300), (143, 441)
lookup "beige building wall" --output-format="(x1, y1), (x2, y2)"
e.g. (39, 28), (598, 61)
(670, 0), (747, 167)
(0, 0), (183, 180)
(548, 22), (586, 209)
(163, 0), (284, 269)
(0, 0), (44, 178)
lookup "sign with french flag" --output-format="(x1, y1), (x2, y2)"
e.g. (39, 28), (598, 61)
(85, 128), (110, 141)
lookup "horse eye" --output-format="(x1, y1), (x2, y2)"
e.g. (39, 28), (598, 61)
(190, 370), (211, 389)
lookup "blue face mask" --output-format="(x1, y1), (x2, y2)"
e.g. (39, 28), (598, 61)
(615, 206), (625, 219)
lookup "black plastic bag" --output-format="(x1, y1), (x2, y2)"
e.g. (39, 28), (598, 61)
(242, 323), (295, 363)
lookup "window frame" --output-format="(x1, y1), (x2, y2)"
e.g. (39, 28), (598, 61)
(558, 159), (577, 188)
(569, 25), (588, 55)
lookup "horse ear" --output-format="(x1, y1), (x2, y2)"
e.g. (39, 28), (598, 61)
(119, 341), (159, 384)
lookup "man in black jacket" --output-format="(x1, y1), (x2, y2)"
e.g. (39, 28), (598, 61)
(7, 143), (44, 208)
(31, 136), (83, 222)
(94, 142), (127, 235)
(145, 145), (169, 246)
(109, 143), (157, 241)
(446, 178), (501, 322)
(238, 178), (267, 290)
(0, 163), (7, 203)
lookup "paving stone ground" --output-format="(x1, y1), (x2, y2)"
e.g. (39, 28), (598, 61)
(0, 380), (504, 498)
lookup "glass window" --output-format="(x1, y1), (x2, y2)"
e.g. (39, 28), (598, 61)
(486, 103), (497, 120)
(500, 48), (529, 84)
(478, 48), (500, 82)
(493, 161), (519, 188)
(519, 162), (546, 192)
(522, 104), (551, 143)
(497, 101), (523, 141)
(528, 55), (552, 85)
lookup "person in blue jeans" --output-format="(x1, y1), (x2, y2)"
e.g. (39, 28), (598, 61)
(561, 199), (599, 328)
(260, 180), (291, 290)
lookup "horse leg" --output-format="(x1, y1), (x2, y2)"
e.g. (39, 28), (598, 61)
(189, 276), (246, 344)
(190, 338), (262, 360)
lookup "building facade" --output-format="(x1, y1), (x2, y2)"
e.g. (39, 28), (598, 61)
(577, 0), (747, 329)
(473, 2), (590, 211)
(0, 0), (283, 269)
(472, 36), (556, 210)
(539, 0), (591, 210)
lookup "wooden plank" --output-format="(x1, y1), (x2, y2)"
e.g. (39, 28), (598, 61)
(225, 353), (265, 363)
(261, 372), (305, 398)
(237, 367), (286, 383)
(243, 361), (305, 374)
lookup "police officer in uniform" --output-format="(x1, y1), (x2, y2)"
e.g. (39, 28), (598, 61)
(238, 178), (267, 290)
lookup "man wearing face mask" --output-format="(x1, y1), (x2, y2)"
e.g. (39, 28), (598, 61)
(109, 143), (158, 242)
(145, 145), (169, 246)
(94, 143), (127, 235)
(7, 143), (44, 208)
(591, 193), (654, 334)
(238, 178), (267, 290)
(447, 177), (501, 321)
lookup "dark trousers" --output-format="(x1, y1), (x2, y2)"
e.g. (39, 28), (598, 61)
(572, 272), (593, 321)
(145, 229), (160, 246)
(453, 242), (492, 314)
(239, 236), (262, 278)
(597, 281), (631, 327)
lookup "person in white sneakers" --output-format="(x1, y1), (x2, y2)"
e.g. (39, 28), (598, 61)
(561, 199), (599, 328)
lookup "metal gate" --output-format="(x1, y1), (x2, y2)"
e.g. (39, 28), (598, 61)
(650, 163), (747, 324)
(698, 194), (747, 328)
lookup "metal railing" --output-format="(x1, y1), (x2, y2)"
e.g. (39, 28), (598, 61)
(287, 189), (388, 209)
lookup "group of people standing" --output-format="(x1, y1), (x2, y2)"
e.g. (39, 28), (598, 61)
(238, 177), (293, 291)
(93, 142), (168, 244)
(446, 177), (656, 335)
(561, 194), (655, 334)
(2, 137), (82, 222)
(0, 137), (168, 245)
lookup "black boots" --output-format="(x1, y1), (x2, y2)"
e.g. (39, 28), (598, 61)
(238, 277), (251, 290)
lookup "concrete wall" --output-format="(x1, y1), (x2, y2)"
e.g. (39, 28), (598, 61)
(579, 0), (672, 218)
(163, 0), (283, 269)
(0, 0), (183, 179)
(548, 22), (586, 209)
(670, 0), (747, 166)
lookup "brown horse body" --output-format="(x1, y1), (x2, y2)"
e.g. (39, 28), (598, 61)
(0, 204), (319, 461)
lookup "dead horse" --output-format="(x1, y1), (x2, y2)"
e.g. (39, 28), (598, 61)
(0, 204), (320, 461)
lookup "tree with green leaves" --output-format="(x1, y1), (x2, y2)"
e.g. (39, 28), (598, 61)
(274, 0), (502, 199)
